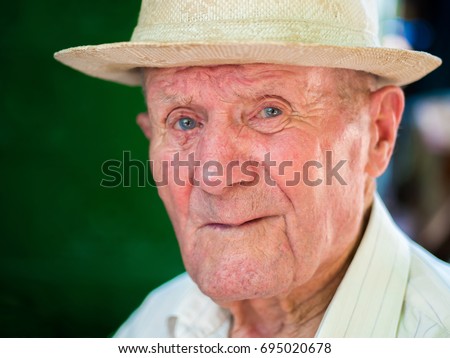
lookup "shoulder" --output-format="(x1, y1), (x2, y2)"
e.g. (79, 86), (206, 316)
(400, 241), (450, 337)
(113, 272), (197, 338)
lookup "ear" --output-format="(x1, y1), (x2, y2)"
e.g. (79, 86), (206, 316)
(365, 85), (405, 178)
(136, 112), (152, 140)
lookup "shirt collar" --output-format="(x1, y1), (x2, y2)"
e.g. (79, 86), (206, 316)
(315, 193), (411, 337)
(167, 276), (231, 337)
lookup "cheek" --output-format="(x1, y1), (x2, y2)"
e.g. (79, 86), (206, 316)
(150, 148), (192, 235)
(263, 133), (330, 253)
(312, 124), (369, 239)
(265, 126), (367, 249)
(266, 131), (324, 197)
(331, 122), (370, 192)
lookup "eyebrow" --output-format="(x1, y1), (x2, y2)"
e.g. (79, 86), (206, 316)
(159, 94), (193, 106)
(144, 91), (194, 109)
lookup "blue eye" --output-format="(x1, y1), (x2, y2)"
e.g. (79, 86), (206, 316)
(259, 107), (282, 119)
(177, 117), (198, 131)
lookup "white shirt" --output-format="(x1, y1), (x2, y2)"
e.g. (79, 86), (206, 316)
(114, 195), (450, 337)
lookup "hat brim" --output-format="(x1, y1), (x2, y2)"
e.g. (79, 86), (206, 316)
(54, 41), (441, 86)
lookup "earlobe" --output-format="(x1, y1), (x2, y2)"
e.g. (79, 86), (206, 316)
(365, 86), (405, 177)
(136, 112), (152, 140)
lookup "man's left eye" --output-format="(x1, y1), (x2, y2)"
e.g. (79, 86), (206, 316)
(258, 107), (283, 119)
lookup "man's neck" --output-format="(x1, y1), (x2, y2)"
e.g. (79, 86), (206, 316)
(225, 249), (353, 337)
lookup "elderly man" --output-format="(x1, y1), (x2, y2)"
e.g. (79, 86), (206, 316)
(55, 0), (450, 337)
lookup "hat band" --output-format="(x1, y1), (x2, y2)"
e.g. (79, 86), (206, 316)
(131, 20), (380, 48)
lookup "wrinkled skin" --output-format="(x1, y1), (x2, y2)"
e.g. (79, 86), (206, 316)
(138, 64), (404, 337)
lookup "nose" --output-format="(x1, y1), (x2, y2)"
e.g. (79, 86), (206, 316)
(193, 120), (258, 195)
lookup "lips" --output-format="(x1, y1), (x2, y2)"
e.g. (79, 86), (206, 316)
(203, 216), (272, 230)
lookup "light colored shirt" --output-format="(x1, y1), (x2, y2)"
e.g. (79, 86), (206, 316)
(114, 195), (450, 338)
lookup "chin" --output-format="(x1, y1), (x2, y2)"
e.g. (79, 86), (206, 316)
(191, 262), (295, 303)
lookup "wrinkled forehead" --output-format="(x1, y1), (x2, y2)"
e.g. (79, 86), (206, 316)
(141, 64), (375, 103)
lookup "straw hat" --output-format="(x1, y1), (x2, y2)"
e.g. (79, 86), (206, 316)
(54, 0), (441, 86)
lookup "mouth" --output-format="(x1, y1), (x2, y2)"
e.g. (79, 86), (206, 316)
(204, 216), (271, 230)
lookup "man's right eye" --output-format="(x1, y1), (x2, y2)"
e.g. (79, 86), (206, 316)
(175, 117), (198, 131)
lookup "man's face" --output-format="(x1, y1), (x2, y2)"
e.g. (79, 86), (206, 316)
(143, 64), (375, 303)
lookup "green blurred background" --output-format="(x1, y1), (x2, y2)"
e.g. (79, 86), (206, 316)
(0, 0), (184, 337)
(1, 0), (449, 338)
